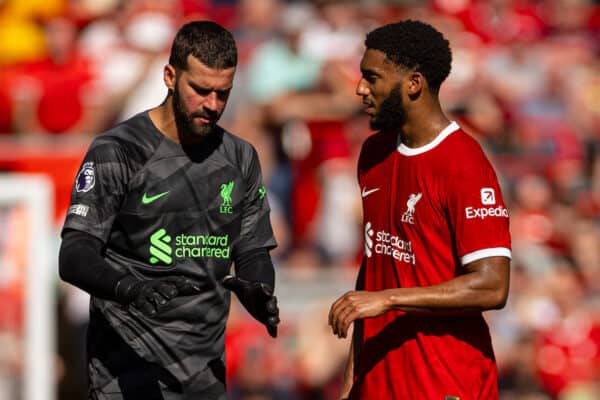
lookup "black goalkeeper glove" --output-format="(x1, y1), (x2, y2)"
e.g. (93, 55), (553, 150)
(114, 275), (202, 317)
(222, 275), (279, 338)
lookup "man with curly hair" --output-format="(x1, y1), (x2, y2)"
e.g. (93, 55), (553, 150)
(328, 20), (511, 399)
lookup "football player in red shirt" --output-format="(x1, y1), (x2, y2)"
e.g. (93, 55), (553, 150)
(329, 20), (511, 400)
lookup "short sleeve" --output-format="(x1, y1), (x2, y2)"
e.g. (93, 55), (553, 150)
(446, 152), (511, 265)
(233, 146), (277, 256)
(61, 137), (129, 243)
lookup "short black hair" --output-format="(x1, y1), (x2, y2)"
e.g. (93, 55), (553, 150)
(169, 21), (237, 70)
(365, 20), (452, 93)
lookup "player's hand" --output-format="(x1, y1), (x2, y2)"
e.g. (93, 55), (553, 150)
(328, 290), (391, 338)
(222, 275), (279, 338)
(115, 275), (202, 317)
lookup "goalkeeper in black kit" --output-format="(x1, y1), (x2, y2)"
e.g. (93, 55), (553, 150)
(59, 20), (279, 400)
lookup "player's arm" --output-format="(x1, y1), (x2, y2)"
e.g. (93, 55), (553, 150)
(329, 256), (509, 338)
(222, 248), (280, 337)
(59, 229), (201, 316)
(391, 255), (509, 311)
(339, 337), (355, 400)
(223, 144), (279, 337)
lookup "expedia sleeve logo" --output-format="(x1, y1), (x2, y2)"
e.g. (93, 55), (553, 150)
(465, 206), (509, 219)
(480, 188), (495, 204)
(465, 187), (509, 219)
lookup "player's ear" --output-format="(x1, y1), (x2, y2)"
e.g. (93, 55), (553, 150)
(407, 71), (423, 97)
(164, 64), (176, 91)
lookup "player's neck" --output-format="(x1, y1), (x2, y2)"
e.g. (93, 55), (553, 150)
(149, 101), (180, 143)
(398, 105), (450, 149)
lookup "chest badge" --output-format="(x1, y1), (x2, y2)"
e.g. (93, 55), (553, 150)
(220, 181), (234, 214)
(401, 192), (422, 224)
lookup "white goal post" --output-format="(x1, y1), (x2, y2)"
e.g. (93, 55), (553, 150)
(0, 174), (55, 400)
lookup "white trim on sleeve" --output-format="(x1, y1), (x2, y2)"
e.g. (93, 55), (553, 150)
(461, 247), (512, 265)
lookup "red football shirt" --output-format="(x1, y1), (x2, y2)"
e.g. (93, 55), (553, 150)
(351, 122), (511, 400)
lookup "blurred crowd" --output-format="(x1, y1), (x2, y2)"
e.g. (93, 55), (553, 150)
(1, 0), (600, 399)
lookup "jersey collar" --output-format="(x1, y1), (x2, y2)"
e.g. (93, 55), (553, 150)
(396, 121), (460, 156)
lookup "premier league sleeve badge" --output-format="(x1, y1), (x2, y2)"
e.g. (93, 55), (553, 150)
(75, 162), (96, 193)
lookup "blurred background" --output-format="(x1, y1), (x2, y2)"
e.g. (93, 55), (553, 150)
(0, 0), (599, 399)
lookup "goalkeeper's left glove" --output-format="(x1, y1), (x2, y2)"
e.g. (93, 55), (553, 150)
(222, 275), (279, 338)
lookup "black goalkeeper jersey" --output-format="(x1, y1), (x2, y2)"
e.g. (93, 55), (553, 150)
(62, 111), (276, 399)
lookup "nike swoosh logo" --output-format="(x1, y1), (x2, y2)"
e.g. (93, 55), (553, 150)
(142, 191), (170, 204)
(361, 187), (380, 198)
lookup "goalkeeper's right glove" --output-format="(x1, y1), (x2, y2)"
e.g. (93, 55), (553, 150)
(114, 275), (202, 317)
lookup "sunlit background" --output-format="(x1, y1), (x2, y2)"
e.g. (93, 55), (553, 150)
(0, 0), (599, 399)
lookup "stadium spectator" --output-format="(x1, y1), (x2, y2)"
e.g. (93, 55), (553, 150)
(9, 17), (101, 135)
(76, 0), (181, 123)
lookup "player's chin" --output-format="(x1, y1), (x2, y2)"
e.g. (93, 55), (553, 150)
(190, 124), (215, 138)
(368, 117), (381, 131)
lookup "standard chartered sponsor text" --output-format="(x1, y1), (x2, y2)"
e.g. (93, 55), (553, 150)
(374, 230), (416, 265)
(175, 233), (230, 259)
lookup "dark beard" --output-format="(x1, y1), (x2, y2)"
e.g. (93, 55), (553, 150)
(172, 85), (218, 142)
(369, 84), (406, 133)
